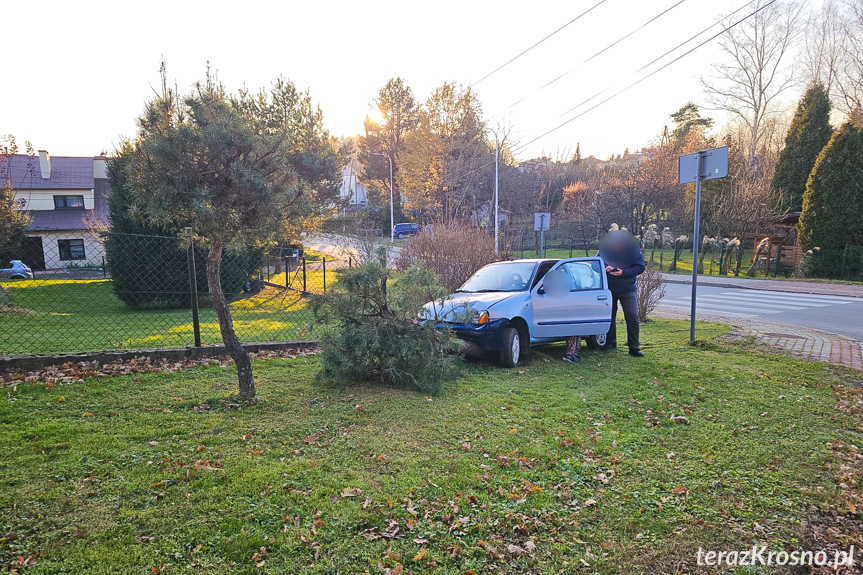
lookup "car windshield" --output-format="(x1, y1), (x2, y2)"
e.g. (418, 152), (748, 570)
(456, 262), (537, 293)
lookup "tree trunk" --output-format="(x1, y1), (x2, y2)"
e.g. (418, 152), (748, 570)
(206, 239), (255, 400)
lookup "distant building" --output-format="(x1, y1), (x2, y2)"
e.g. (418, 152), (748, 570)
(5, 151), (109, 270)
(339, 158), (368, 207)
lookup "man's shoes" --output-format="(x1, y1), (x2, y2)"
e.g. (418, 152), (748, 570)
(604, 342), (618, 351)
(562, 353), (582, 363)
(628, 348), (645, 357)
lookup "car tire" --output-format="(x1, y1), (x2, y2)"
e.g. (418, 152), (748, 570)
(396, 233), (404, 239)
(586, 333), (609, 350)
(500, 327), (521, 368)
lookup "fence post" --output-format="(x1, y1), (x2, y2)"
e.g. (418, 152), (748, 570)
(185, 231), (202, 347)
(773, 243), (782, 277)
(284, 255), (290, 287)
(840, 244), (848, 280)
(349, 256), (352, 269)
(323, 257), (326, 294)
(302, 257), (307, 293)
(102, 256), (107, 278)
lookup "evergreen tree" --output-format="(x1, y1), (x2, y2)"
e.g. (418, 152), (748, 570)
(798, 118), (863, 257)
(0, 137), (32, 266)
(670, 102), (714, 149)
(119, 72), (341, 399)
(771, 83), (833, 212)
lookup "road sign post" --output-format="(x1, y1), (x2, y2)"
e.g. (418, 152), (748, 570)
(534, 212), (550, 257)
(678, 146), (728, 344)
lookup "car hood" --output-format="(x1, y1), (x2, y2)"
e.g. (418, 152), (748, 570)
(422, 291), (522, 322)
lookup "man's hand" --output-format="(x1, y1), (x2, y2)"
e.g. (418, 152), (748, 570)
(606, 265), (623, 277)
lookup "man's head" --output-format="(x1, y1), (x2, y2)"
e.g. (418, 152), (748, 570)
(601, 229), (637, 255)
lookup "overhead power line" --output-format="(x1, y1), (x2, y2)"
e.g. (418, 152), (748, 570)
(471, 0), (609, 88)
(504, 0), (689, 111)
(513, 0), (780, 154)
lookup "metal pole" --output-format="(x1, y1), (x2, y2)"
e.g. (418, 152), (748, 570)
(690, 153), (704, 344)
(388, 155), (394, 245)
(185, 230), (201, 348)
(494, 134), (499, 254)
(323, 257), (326, 294)
(302, 257), (307, 293)
(539, 215), (546, 257)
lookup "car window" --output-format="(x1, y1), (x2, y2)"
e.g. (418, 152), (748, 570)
(531, 261), (556, 289)
(560, 261), (602, 290)
(458, 262), (536, 292)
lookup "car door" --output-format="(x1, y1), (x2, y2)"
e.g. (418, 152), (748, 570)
(531, 257), (612, 339)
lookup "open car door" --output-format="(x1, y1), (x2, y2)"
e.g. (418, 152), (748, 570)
(531, 257), (612, 339)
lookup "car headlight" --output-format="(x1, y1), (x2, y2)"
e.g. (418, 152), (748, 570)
(471, 310), (490, 326)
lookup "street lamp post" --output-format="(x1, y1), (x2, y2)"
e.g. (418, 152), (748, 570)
(479, 126), (500, 254)
(372, 152), (395, 244)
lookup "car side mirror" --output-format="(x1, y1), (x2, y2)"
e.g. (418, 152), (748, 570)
(537, 285), (546, 295)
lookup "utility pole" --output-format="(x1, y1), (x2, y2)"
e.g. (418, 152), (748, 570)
(480, 126), (500, 254)
(372, 152), (394, 244)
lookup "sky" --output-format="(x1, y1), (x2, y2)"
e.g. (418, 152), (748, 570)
(2, 0), (804, 162)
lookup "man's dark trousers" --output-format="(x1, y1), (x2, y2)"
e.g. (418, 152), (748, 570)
(607, 291), (639, 351)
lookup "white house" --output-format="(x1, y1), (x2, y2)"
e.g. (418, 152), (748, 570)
(339, 158), (368, 207)
(6, 151), (109, 270)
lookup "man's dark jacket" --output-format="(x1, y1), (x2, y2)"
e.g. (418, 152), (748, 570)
(597, 242), (646, 294)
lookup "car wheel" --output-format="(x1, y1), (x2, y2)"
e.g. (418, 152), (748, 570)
(9, 274), (25, 280)
(396, 233), (404, 239)
(586, 333), (608, 350)
(500, 327), (521, 368)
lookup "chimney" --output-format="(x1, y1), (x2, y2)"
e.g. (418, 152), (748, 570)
(38, 150), (51, 179)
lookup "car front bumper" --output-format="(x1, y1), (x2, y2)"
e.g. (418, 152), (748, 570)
(437, 318), (510, 351)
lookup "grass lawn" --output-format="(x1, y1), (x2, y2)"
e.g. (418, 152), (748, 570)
(2, 320), (861, 574)
(0, 279), (324, 356)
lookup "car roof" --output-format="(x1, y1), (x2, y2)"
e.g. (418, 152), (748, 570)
(487, 258), (558, 265)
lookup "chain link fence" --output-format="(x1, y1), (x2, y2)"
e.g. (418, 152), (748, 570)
(0, 232), (345, 357)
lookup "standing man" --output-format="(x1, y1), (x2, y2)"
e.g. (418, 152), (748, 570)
(598, 230), (646, 357)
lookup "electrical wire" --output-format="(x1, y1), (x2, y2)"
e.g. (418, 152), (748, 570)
(503, 0), (690, 112)
(471, 0), (609, 87)
(513, 0), (779, 154)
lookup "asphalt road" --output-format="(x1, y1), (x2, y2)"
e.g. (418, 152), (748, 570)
(659, 283), (863, 342)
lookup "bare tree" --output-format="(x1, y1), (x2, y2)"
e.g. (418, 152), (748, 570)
(804, 0), (863, 117)
(803, 0), (844, 94)
(834, 0), (863, 115)
(701, 0), (804, 164)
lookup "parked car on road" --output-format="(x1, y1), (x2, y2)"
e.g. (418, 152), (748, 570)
(422, 258), (612, 367)
(393, 222), (422, 239)
(0, 260), (34, 280)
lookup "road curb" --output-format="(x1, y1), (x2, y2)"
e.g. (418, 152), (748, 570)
(661, 275), (863, 298)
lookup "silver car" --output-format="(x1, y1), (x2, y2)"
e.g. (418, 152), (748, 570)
(0, 260), (34, 280)
(423, 258), (613, 367)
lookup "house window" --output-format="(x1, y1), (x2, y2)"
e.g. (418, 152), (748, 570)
(58, 239), (86, 261)
(54, 195), (85, 209)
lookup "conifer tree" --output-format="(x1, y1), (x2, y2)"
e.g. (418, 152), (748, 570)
(798, 117), (863, 255)
(771, 83), (833, 212)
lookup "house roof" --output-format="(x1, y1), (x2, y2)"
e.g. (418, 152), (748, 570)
(4, 155), (94, 190)
(25, 210), (95, 231)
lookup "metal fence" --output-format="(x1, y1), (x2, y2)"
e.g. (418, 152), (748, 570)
(0, 232), (346, 357)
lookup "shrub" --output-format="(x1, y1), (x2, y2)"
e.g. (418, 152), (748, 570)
(105, 155), (262, 310)
(106, 232), (262, 310)
(395, 222), (498, 292)
(637, 264), (666, 322)
(312, 249), (459, 394)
